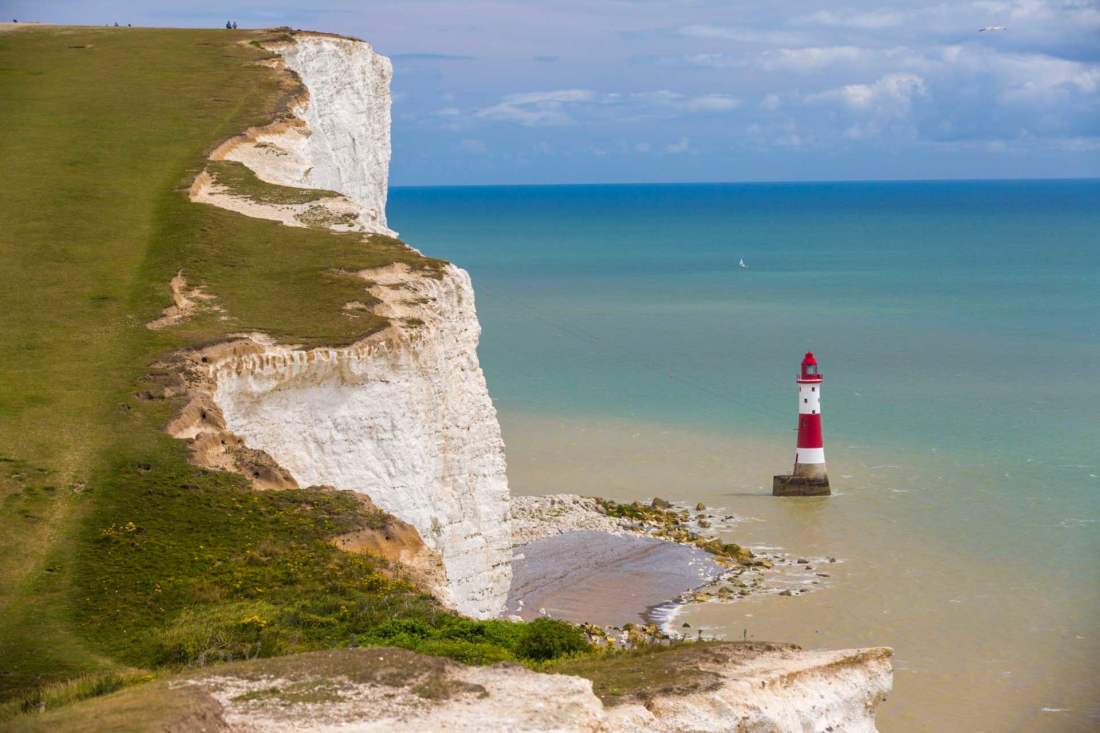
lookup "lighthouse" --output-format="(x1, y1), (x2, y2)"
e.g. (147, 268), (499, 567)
(773, 351), (831, 496)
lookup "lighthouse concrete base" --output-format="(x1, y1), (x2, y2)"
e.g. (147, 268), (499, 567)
(772, 475), (831, 497)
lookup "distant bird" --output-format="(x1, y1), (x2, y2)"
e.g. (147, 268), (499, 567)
(979, 26), (1006, 32)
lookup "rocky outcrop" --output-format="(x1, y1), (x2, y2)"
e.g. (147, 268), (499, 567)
(627, 645), (894, 733)
(178, 644), (893, 732)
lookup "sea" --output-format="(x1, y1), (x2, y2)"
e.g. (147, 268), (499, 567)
(389, 179), (1100, 732)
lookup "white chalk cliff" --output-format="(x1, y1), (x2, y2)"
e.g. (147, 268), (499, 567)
(215, 34), (394, 235)
(187, 33), (511, 618)
(207, 269), (512, 618)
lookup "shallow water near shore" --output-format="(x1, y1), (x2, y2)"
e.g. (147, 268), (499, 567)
(390, 180), (1100, 732)
(506, 530), (723, 625)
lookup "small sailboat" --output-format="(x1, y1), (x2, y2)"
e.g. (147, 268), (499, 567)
(738, 257), (748, 269)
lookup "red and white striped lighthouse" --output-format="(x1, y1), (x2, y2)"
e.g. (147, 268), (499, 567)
(773, 351), (831, 496)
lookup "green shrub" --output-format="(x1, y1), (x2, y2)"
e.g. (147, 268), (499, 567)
(516, 618), (591, 661)
(359, 616), (527, 663)
(415, 639), (515, 665)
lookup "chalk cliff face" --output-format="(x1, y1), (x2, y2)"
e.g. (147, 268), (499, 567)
(277, 36), (392, 227)
(184, 33), (512, 618)
(208, 267), (512, 618)
(218, 34), (394, 235)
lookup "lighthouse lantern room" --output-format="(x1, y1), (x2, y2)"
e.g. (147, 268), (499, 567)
(773, 351), (831, 496)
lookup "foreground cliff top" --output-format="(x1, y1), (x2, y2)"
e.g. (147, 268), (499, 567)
(7, 644), (892, 732)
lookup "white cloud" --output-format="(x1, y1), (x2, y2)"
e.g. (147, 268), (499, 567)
(908, 44), (1100, 109)
(505, 90), (595, 105)
(678, 24), (804, 45)
(809, 73), (927, 111)
(476, 89), (594, 126)
(684, 52), (742, 69)
(762, 46), (864, 71)
(807, 73), (928, 139)
(456, 9), (1099, 156)
(476, 88), (739, 126)
(976, 51), (1100, 104)
(684, 94), (741, 111)
(630, 90), (739, 112)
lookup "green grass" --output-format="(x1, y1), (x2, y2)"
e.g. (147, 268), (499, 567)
(206, 159), (341, 205)
(0, 670), (153, 721)
(2, 678), (224, 733)
(544, 642), (732, 703)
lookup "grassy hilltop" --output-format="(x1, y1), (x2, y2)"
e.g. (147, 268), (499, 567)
(0, 24), (596, 722)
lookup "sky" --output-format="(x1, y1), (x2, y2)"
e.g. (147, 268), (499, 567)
(6, 0), (1100, 185)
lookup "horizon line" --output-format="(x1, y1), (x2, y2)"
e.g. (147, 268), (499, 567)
(389, 175), (1100, 190)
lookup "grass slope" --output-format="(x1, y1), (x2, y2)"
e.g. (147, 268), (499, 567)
(0, 25), (545, 719)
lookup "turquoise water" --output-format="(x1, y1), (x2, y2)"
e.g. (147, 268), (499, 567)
(389, 180), (1100, 729)
(391, 179), (1098, 506)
